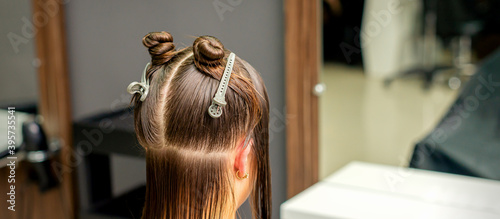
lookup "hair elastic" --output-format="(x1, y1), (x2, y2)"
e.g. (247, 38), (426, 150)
(127, 63), (151, 101)
(208, 52), (236, 118)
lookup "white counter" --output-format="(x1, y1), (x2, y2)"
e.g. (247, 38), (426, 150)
(281, 161), (500, 219)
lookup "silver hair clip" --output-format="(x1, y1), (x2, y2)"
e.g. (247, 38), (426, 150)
(127, 63), (151, 101)
(208, 52), (236, 118)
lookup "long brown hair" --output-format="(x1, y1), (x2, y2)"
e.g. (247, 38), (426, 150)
(130, 31), (271, 219)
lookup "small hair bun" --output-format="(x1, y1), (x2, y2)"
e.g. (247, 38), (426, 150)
(193, 36), (226, 69)
(142, 31), (176, 65)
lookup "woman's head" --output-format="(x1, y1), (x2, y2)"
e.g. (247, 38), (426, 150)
(130, 31), (271, 218)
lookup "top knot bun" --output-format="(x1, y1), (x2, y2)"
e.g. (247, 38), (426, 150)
(142, 31), (176, 65)
(193, 36), (226, 72)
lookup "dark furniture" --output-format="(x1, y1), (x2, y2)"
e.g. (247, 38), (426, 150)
(410, 48), (500, 180)
(74, 108), (145, 219)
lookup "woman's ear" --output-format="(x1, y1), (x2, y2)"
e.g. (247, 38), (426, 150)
(234, 138), (253, 179)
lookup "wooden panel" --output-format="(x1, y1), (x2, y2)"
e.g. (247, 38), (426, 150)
(285, 0), (320, 198)
(33, 0), (76, 218)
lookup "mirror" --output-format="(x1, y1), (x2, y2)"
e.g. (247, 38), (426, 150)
(1, 0), (38, 113)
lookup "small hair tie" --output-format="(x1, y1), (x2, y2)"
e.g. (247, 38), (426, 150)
(208, 53), (235, 118)
(127, 63), (151, 101)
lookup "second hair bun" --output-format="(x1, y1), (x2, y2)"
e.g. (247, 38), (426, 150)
(193, 36), (226, 68)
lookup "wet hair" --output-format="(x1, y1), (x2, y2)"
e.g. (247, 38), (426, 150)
(130, 31), (271, 219)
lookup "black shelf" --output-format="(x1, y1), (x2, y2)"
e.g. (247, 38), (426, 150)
(74, 108), (146, 219)
(73, 108), (144, 158)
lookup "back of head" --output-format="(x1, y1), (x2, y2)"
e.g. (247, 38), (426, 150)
(130, 31), (271, 219)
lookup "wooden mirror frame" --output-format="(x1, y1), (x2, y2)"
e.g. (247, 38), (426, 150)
(285, 0), (321, 198)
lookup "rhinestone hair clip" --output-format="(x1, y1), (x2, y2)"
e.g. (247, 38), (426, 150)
(208, 52), (236, 118)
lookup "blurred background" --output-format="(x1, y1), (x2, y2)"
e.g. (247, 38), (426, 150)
(1, 0), (500, 218)
(319, 0), (500, 178)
